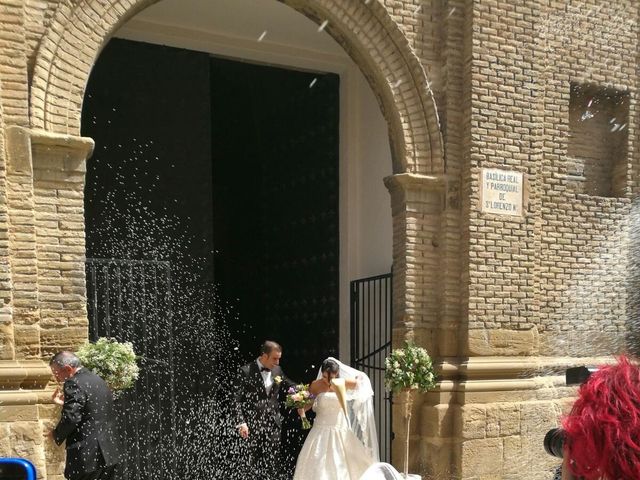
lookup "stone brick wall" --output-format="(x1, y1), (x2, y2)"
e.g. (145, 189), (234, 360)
(0, 1), (28, 128)
(1, 0), (639, 479)
(383, 0), (423, 51)
(534, 0), (637, 355)
(463, 0), (638, 349)
(0, 78), (14, 361)
(32, 133), (92, 358)
(5, 127), (41, 359)
(466, 1), (541, 341)
(450, 1), (639, 478)
(24, 0), (60, 75)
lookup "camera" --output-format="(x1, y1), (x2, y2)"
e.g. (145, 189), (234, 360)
(543, 427), (565, 458)
(564, 366), (598, 387)
(543, 365), (598, 459)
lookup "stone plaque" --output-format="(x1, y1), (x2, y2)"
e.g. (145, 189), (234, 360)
(480, 168), (524, 216)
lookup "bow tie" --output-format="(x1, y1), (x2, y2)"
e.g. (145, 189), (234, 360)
(261, 367), (271, 372)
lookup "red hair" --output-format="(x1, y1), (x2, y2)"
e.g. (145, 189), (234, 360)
(562, 355), (640, 480)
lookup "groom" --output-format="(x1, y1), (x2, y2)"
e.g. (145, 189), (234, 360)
(235, 340), (295, 478)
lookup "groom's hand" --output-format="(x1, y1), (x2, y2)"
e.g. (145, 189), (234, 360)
(238, 423), (249, 439)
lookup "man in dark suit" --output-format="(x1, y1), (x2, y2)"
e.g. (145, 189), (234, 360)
(46, 351), (122, 480)
(235, 340), (295, 479)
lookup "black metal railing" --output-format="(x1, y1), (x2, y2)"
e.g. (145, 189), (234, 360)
(350, 272), (393, 462)
(86, 258), (174, 480)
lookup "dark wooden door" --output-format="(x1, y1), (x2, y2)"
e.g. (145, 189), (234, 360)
(82, 38), (214, 480)
(210, 57), (340, 476)
(210, 57), (340, 379)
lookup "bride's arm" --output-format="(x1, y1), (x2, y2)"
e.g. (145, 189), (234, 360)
(345, 378), (358, 389)
(295, 380), (321, 414)
(309, 379), (323, 398)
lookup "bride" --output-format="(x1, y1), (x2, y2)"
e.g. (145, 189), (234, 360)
(292, 357), (405, 480)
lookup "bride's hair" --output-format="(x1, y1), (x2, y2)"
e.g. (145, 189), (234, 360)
(321, 358), (340, 375)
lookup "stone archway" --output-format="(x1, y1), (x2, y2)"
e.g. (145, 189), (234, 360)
(29, 0), (443, 175)
(19, 1), (454, 476)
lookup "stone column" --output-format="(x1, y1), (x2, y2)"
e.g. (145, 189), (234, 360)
(0, 127), (93, 480)
(384, 172), (457, 475)
(31, 130), (93, 357)
(385, 173), (448, 351)
(5, 126), (40, 358)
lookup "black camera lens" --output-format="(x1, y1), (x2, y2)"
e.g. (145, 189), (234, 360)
(544, 428), (565, 458)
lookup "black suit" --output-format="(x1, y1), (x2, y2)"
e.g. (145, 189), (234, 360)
(235, 361), (295, 479)
(53, 368), (122, 480)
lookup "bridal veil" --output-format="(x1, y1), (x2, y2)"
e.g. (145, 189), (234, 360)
(316, 357), (380, 462)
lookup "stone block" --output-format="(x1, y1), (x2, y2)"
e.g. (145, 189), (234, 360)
(467, 328), (538, 356)
(460, 437), (503, 477)
(0, 423), (11, 455)
(422, 403), (456, 438)
(0, 405), (39, 422)
(459, 405), (486, 440)
(0, 320), (15, 360)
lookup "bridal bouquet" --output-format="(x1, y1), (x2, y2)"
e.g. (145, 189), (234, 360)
(285, 384), (315, 429)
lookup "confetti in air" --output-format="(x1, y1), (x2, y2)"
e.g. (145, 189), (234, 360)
(581, 110), (594, 121)
(447, 7), (456, 18)
(413, 4), (421, 15)
(318, 20), (329, 32)
(393, 79), (403, 88)
(309, 78), (317, 88)
(258, 30), (267, 42)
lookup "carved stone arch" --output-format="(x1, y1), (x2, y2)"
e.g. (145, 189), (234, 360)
(30, 0), (443, 174)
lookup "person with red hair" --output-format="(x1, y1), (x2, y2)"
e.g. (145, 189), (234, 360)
(560, 355), (640, 480)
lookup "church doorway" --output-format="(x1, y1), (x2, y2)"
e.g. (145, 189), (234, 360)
(82, 36), (341, 478)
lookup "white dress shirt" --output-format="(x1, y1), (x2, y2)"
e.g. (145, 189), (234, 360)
(257, 359), (273, 393)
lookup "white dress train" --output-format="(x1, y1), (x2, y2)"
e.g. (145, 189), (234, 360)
(293, 391), (405, 480)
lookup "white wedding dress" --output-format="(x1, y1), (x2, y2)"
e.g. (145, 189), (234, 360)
(293, 358), (405, 480)
(293, 391), (374, 480)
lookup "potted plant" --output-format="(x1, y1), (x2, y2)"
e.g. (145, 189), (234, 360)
(385, 342), (437, 480)
(76, 337), (139, 395)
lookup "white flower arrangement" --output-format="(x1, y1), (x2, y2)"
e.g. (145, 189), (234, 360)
(385, 342), (436, 479)
(385, 342), (436, 394)
(76, 337), (139, 392)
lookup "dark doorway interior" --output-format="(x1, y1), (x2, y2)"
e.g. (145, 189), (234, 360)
(211, 57), (340, 375)
(83, 38), (214, 480)
(82, 38), (339, 479)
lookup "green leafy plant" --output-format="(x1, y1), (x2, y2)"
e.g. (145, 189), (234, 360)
(385, 342), (436, 393)
(385, 342), (437, 479)
(76, 337), (139, 392)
